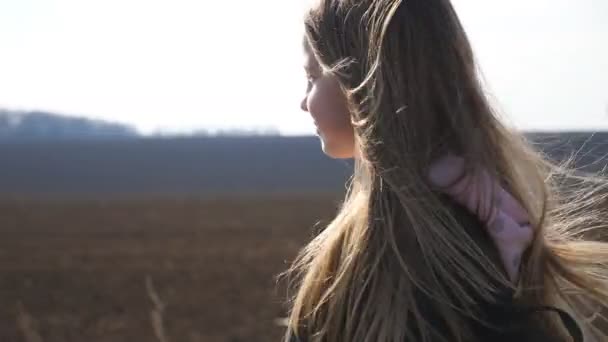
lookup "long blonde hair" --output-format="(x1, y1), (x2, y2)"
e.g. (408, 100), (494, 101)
(284, 0), (608, 341)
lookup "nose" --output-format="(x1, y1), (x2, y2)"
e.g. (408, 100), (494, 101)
(300, 96), (308, 112)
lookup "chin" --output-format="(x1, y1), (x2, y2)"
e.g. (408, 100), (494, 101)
(321, 141), (355, 159)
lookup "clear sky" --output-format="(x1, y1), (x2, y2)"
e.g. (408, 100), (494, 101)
(0, 0), (606, 135)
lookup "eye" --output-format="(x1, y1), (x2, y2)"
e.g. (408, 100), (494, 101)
(305, 74), (317, 92)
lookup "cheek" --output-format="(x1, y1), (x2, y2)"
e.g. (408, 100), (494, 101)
(308, 80), (351, 132)
(307, 79), (355, 158)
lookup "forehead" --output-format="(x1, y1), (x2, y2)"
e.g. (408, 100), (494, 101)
(302, 36), (321, 71)
(302, 35), (314, 57)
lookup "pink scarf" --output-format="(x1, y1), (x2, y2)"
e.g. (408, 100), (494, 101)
(428, 155), (534, 282)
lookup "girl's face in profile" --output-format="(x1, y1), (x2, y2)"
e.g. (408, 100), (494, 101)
(301, 38), (355, 159)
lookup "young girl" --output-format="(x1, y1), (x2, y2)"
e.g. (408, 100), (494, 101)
(284, 0), (608, 341)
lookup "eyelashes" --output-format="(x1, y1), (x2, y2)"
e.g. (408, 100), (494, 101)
(305, 74), (318, 92)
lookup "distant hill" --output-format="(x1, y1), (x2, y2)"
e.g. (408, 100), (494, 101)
(0, 109), (138, 140)
(0, 133), (605, 198)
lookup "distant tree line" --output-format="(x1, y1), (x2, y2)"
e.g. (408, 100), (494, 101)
(0, 109), (282, 140)
(149, 127), (281, 138)
(0, 109), (138, 140)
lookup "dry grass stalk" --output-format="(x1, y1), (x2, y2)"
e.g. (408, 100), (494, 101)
(146, 275), (170, 342)
(16, 301), (44, 342)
